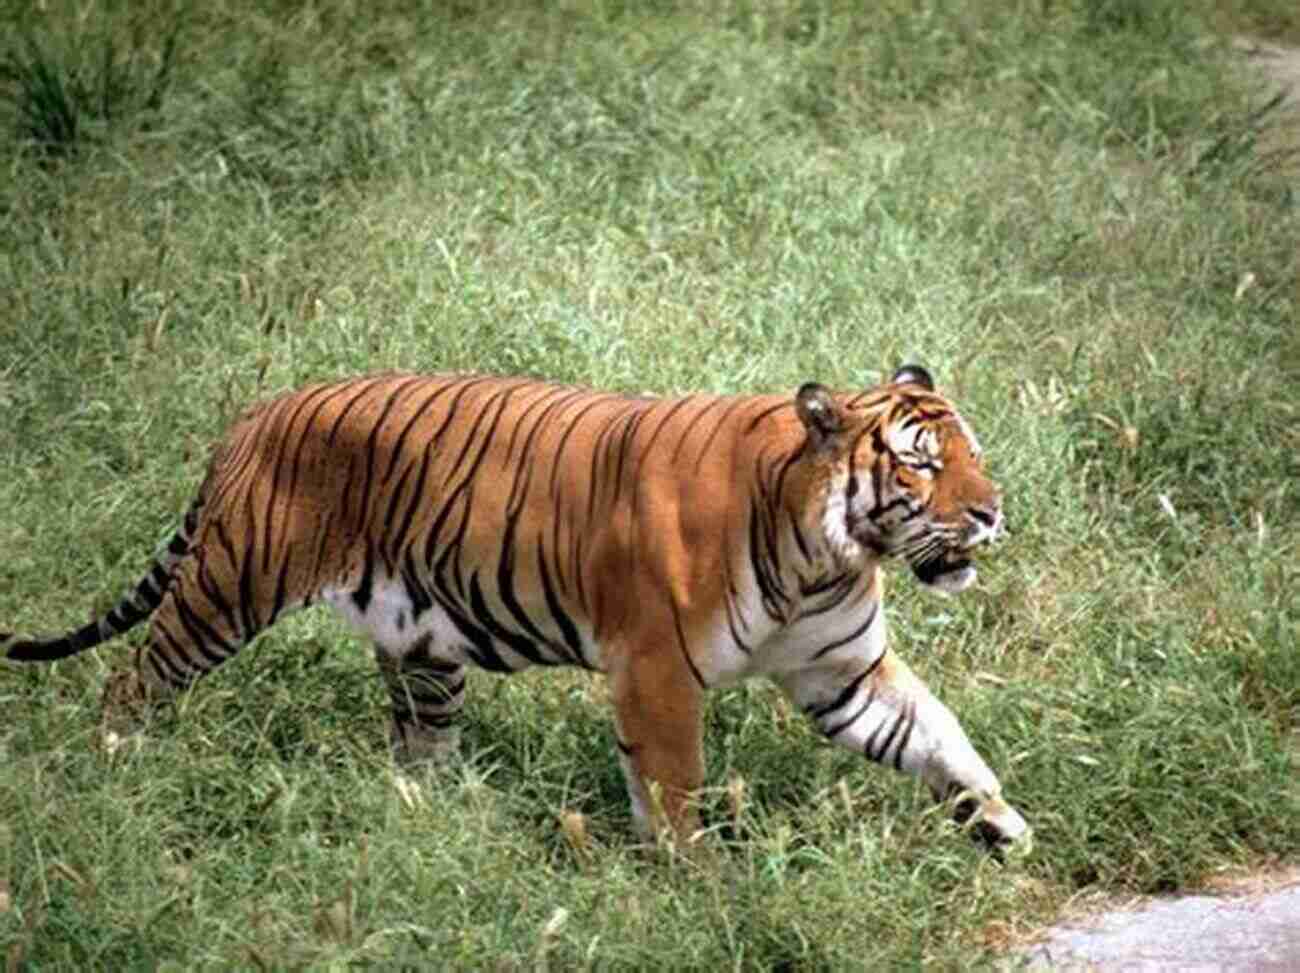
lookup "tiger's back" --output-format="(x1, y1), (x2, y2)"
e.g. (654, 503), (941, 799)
(193, 373), (815, 674)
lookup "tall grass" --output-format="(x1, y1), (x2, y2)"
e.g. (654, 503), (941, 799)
(1, 0), (1297, 967)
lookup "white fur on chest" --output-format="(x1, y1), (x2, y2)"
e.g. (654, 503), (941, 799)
(703, 581), (885, 687)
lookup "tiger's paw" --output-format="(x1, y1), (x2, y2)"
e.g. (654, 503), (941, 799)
(953, 792), (1032, 859)
(390, 724), (461, 766)
(96, 669), (162, 757)
(99, 668), (164, 730)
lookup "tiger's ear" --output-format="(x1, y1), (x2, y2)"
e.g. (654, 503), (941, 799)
(891, 364), (934, 390)
(795, 382), (844, 449)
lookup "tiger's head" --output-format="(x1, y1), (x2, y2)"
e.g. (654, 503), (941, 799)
(795, 365), (1003, 595)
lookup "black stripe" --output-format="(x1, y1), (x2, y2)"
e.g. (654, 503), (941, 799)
(809, 663), (874, 721)
(435, 516), (470, 605)
(324, 376), (390, 448)
(237, 517), (261, 638)
(504, 385), (582, 470)
(587, 403), (640, 522)
(800, 572), (851, 598)
(790, 519), (812, 565)
(377, 458), (418, 576)
(422, 384), (519, 569)
(268, 544), (294, 625)
(870, 445), (887, 513)
(862, 721), (884, 761)
(548, 396), (619, 498)
(608, 403), (650, 506)
(336, 433), (368, 522)
(355, 377), (428, 532)
(149, 620), (195, 684)
(392, 443), (434, 564)
(770, 446), (804, 513)
(810, 602), (878, 660)
(195, 558), (241, 639)
(281, 382), (357, 500)
(174, 597), (234, 667)
(309, 507), (335, 584)
(892, 701), (916, 771)
(393, 710), (458, 730)
(632, 396), (694, 470)
(352, 543), (376, 614)
(671, 601), (707, 690)
(537, 542), (584, 665)
(441, 383), (520, 491)
(263, 382), (347, 573)
(74, 616), (112, 651)
(723, 588), (754, 655)
(689, 398), (747, 473)
(743, 399), (791, 434)
(401, 552), (434, 621)
(670, 398), (722, 468)
(467, 572), (555, 667)
(868, 495), (915, 522)
(147, 562), (171, 593)
(434, 590), (512, 673)
(870, 710), (909, 764)
(7, 629), (85, 662)
(380, 454), (418, 532)
(798, 574), (861, 620)
(824, 685), (877, 740)
(747, 505), (790, 623)
(146, 648), (184, 690)
(380, 381), (456, 483)
(107, 601), (150, 633)
(495, 511), (552, 648)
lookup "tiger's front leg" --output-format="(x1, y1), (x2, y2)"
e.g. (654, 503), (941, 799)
(607, 639), (706, 846)
(778, 647), (1029, 850)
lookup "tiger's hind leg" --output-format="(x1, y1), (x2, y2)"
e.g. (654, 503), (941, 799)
(99, 548), (283, 734)
(374, 634), (466, 765)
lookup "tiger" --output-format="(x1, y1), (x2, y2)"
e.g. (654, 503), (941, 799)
(3, 365), (1029, 850)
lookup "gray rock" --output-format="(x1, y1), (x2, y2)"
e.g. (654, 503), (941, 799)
(1020, 883), (1300, 972)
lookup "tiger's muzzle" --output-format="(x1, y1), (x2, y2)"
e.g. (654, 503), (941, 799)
(910, 502), (1003, 596)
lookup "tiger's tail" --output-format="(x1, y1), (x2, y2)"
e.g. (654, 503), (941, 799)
(3, 501), (202, 663)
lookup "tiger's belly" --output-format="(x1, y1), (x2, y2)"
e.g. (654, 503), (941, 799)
(320, 576), (882, 688)
(322, 577), (601, 672)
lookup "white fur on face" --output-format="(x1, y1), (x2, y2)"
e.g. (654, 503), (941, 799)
(820, 471), (864, 565)
(917, 564), (976, 597)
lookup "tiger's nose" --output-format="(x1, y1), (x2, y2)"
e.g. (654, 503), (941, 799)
(963, 503), (1003, 547)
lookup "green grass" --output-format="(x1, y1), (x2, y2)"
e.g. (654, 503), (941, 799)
(2, 0), (1298, 967)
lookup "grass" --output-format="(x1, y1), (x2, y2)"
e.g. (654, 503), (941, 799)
(2, 0), (1298, 967)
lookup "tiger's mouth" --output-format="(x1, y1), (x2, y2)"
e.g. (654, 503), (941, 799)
(911, 550), (976, 595)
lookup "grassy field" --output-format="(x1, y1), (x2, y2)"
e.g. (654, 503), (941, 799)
(2, 0), (1298, 967)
